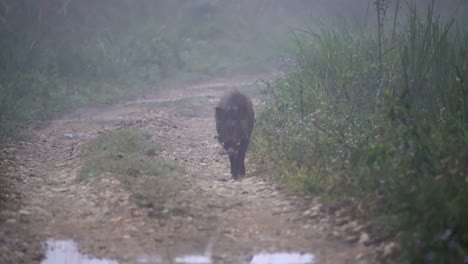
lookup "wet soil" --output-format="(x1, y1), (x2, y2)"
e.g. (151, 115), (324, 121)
(0, 72), (388, 264)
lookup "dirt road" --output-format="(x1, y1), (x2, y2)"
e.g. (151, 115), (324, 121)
(0, 72), (381, 264)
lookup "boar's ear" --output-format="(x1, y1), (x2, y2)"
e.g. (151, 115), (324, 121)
(215, 107), (224, 119)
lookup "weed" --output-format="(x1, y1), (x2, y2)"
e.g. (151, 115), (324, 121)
(80, 128), (185, 209)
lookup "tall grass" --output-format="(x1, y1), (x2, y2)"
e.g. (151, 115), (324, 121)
(252, 1), (468, 262)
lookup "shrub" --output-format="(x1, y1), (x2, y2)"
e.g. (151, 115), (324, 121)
(252, 1), (468, 262)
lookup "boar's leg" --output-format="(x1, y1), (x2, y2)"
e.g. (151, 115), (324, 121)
(237, 140), (249, 177)
(229, 155), (239, 179)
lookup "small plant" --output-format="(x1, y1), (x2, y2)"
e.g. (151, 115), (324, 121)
(80, 128), (185, 208)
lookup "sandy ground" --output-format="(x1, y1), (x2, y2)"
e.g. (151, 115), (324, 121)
(0, 72), (389, 264)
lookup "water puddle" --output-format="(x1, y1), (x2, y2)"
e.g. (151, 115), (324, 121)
(136, 254), (211, 264)
(174, 255), (211, 264)
(41, 239), (315, 264)
(135, 253), (163, 263)
(247, 252), (316, 264)
(41, 240), (118, 264)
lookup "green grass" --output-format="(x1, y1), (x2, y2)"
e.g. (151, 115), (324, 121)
(80, 128), (185, 209)
(252, 1), (468, 263)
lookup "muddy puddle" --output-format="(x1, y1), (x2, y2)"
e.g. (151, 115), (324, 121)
(41, 240), (118, 264)
(247, 252), (316, 264)
(41, 239), (316, 264)
(173, 255), (211, 264)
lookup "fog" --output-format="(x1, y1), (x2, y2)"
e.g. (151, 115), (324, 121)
(0, 0), (465, 94)
(0, 0), (388, 125)
(1, 1), (468, 263)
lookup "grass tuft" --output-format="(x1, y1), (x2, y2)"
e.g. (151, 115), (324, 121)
(80, 128), (185, 209)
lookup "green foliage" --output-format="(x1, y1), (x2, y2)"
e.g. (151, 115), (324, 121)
(0, 74), (57, 139)
(80, 128), (184, 208)
(252, 1), (468, 262)
(80, 129), (168, 179)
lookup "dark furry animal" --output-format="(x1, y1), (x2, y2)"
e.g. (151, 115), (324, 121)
(215, 90), (255, 179)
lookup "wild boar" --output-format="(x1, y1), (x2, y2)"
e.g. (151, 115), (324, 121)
(215, 90), (255, 179)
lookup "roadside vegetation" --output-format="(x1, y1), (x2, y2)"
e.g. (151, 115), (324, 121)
(252, 1), (468, 262)
(80, 128), (185, 209)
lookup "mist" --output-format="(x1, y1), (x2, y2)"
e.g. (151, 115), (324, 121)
(0, 1), (467, 264)
(0, 1), (465, 102)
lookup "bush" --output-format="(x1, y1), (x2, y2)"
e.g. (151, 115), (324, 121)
(0, 74), (59, 140)
(252, 1), (468, 262)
